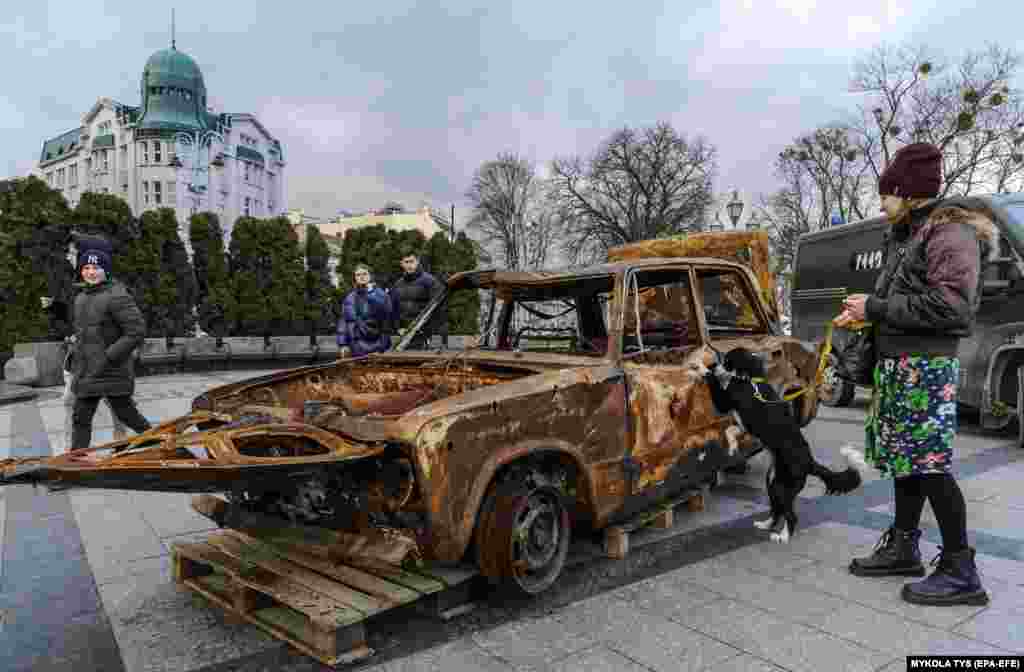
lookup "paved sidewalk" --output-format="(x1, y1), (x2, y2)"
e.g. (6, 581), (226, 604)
(1, 373), (1022, 671)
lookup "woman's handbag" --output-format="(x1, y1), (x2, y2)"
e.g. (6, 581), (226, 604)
(838, 327), (876, 386)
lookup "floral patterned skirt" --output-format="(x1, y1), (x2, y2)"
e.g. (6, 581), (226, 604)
(865, 355), (959, 478)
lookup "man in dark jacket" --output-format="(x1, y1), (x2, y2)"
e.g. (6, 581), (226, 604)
(70, 239), (152, 450)
(840, 142), (997, 607)
(390, 252), (444, 348)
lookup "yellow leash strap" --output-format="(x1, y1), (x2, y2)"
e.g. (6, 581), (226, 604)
(750, 322), (835, 404)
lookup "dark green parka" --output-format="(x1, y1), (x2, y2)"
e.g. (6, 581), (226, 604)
(71, 279), (146, 397)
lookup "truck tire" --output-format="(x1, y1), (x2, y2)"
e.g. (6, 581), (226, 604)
(820, 354), (856, 408)
(475, 477), (570, 597)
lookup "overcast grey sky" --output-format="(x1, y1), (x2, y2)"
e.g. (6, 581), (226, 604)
(2, 1), (1022, 219)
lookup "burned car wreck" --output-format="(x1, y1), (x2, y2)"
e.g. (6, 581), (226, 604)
(1, 233), (828, 595)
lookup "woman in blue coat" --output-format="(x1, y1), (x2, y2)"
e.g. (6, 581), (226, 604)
(336, 264), (393, 357)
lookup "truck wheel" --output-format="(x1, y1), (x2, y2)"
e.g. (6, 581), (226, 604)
(820, 355), (855, 408)
(475, 478), (570, 597)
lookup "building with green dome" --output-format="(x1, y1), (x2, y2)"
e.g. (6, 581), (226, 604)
(33, 41), (286, 247)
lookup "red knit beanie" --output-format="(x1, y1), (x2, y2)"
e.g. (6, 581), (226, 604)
(878, 142), (942, 198)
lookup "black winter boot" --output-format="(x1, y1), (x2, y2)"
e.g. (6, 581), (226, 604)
(849, 527), (926, 577)
(901, 547), (989, 606)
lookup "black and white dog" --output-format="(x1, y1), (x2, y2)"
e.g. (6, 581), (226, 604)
(701, 347), (867, 543)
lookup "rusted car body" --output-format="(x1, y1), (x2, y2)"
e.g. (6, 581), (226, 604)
(1, 237), (827, 594)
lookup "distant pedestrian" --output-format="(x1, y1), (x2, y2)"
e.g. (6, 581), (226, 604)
(69, 238), (152, 450)
(43, 235), (128, 452)
(841, 143), (995, 606)
(390, 251), (444, 348)
(336, 265), (393, 358)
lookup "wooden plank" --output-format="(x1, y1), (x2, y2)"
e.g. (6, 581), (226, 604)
(206, 531), (387, 615)
(186, 576), (371, 667)
(348, 561), (445, 595)
(229, 531), (422, 605)
(651, 507), (674, 530)
(604, 527), (628, 560)
(254, 607), (371, 667)
(174, 542), (363, 629)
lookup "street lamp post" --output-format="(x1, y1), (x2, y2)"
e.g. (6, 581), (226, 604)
(727, 190), (744, 229)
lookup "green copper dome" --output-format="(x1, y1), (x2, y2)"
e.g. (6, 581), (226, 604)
(137, 46), (209, 132)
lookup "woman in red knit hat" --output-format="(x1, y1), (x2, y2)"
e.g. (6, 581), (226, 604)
(839, 142), (998, 606)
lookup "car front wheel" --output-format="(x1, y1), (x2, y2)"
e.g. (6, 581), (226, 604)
(475, 477), (570, 597)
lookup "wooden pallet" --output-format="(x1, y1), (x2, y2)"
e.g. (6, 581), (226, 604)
(603, 488), (705, 560)
(173, 529), (478, 667)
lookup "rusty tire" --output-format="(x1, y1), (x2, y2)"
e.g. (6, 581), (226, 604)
(475, 479), (570, 597)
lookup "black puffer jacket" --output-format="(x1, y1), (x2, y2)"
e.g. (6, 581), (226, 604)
(390, 270), (444, 331)
(866, 203), (999, 358)
(71, 279), (146, 397)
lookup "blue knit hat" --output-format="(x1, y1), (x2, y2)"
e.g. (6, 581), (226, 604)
(79, 247), (112, 275)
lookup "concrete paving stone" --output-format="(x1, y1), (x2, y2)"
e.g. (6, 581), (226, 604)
(0, 496), (6, 580)
(600, 610), (741, 672)
(663, 558), (847, 626)
(71, 496), (167, 565)
(666, 597), (889, 671)
(98, 564), (280, 672)
(952, 578), (1024, 652)
(709, 540), (821, 578)
(816, 602), (1010, 658)
(753, 627), (893, 672)
(0, 410), (12, 438)
(699, 653), (788, 672)
(368, 639), (514, 672)
(132, 492), (218, 539)
(0, 608), (123, 672)
(784, 559), (988, 630)
(613, 573), (724, 623)
(538, 645), (652, 672)
(471, 613), (600, 670)
(92, 553), (172, 587)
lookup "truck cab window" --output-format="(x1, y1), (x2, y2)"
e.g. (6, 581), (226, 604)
(696, 269), (764, 333)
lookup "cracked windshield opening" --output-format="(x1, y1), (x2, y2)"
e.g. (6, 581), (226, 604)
(404, 276), (614, 356)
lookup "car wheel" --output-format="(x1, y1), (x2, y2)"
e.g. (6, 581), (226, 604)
(820, 355), (856, 408)
(475, 478), (570, 597)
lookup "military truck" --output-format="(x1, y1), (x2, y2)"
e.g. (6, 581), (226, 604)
(791, 195), (1024, 447)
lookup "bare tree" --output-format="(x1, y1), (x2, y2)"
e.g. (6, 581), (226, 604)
(847, 42), (1024, 205)
(549, 122), (717, 264)
(465, 153), (554, 271)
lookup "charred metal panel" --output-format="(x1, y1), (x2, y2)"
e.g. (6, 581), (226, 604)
(411, 366), (628, 562)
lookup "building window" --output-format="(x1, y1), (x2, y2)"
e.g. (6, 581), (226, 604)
(244, 196), (251, 217)
(244, 162), (250, 182)
(122, 182), (128, 194)
(69, 164), (77, 186)
(154, 141), (162, 164)
(102, 149), (110, 171)
(97, 121), (112, 135)
(142, 142), (149, 164)
(153, 181), (162, 205)
(268, 200), (274, 214)
(46, 172), (53, 185)
(166, 180), (175, 203)
(142, 181), (149, 204)
(120, 144), (127, 163)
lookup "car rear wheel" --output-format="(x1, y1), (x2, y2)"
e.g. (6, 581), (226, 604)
(475, 477), (570, 597)
(820, 354), (856, 408)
